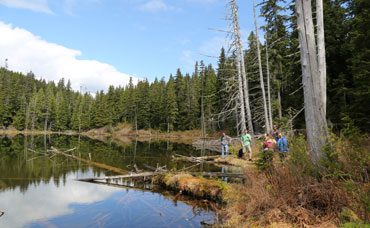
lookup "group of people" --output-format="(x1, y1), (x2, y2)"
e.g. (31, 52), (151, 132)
(220, 125), (289, 161)
(261, 125), (289, 160)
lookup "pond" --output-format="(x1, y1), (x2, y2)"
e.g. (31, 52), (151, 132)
(0, 134), (220, 228)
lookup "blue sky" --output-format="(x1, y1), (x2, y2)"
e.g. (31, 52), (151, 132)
(0, 0), (265, 92)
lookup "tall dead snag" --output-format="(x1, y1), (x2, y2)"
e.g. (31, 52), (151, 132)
(230, 0), (247, 133)
(253, 0), (271, 134)
(317, 0), (327, 115)
(230, 0), (254, 135)
(295, 0), (329, 167)
(265, 33), (273, 131)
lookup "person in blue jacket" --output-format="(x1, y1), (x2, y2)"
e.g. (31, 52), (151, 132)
(277, 133), (289, 160)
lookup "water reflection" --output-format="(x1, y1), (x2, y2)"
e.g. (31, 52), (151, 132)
(0, 171), (120, 228)
(0, 134), (217, 228)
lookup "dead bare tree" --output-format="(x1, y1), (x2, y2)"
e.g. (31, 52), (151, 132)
(230, 0), (254, 135)
(253, 0), (271, 134)
(229, 1), (247, 133)
(265, 33), (273, 131)
(317, 0), (327, 115)
(295, 0), (329, 167)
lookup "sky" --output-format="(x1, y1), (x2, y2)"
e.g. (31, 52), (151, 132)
(0, 0), (265, 93)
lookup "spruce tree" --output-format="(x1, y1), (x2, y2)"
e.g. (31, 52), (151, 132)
(165, 75), (178, 131)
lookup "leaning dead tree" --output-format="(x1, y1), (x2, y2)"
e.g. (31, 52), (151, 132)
(229, 0), (254, 135)
(295, 0), (329, 167)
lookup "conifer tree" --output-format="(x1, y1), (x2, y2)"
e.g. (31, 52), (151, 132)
(55, 90), (68, 130)
(165, 75), (178, 131)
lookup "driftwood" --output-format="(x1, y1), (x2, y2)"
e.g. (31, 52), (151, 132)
(75, 172), (157, 182)
(173, 154), (219, 163)
(49, 147), (127, 174)
(192, 172), (245, 179)
(144, 164), (245, 179)
(0, 211), (4, 217)
(82, 180), (219, 213)
(172, 154), (243, 167)
(143, 164), (168, 172)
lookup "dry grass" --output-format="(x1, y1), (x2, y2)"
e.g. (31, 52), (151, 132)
(154, 173), (227, 201)
(219, 165), (349, 228)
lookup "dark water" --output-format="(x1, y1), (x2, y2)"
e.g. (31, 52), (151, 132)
(0, 134), (219, 228)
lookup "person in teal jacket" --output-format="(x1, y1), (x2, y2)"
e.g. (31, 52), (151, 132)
(240, 129), (253, 161)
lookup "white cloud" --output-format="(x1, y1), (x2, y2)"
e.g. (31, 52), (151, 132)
(0, 0), (53, 14)
(138, 0), (178, 13)
(0, 170), (121, 228)
(199, 36), (227, 57)
(63, 0), (101, 16)
(180, 50), (195, 71)
(0, 21), (139, 93)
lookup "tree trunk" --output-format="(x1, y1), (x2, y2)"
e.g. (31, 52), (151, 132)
(317, 0), (327, 115)
(44, 107), (49, 132)
(296, 0), (329, 167)
(231, 0), (254, 135)
(265, 34), (273, 131)
(231, 0), (247, 133)
(201, 79), (206, 137)
(254, 0), (271, 134)
(25, 104), (30, 131)
(277, 88), (282, 119)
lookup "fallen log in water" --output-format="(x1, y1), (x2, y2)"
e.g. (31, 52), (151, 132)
(75, 172), (157, 182)
(143, 164), (245, 179)
(172, 154), (246, 167)
(49, 147), (127, 174)
(83, 180), (219, 213)
(172, 154), (219, 163)
(0, 211), (4, 217)
(191, 172), (245, 179)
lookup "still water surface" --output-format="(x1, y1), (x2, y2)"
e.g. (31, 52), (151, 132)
(0, 135), (218, 228)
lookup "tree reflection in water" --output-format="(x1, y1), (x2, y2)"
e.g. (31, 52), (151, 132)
(0, 134), (217, 228)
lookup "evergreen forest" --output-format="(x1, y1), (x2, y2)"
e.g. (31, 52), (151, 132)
(0, 0), (368, 135)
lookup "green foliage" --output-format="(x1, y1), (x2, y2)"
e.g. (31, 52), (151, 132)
(255, 149), (274, 172)
(0, 0), (369, 135)
(287, 134), (320, 178)
(340, 222), (370, 228)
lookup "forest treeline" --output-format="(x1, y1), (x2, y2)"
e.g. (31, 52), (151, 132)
(0, 0), (368, 134)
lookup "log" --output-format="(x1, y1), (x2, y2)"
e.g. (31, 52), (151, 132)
(192, 172), (245, 179)
(75, 172), (157, 182)
(144, 164), (245, 179)
(143, 164), (168, 172)
(49, 147), (127, 174)
(0, 211), (4, 217)
(173, 154), (242, 167)
(173, 154), (219, 163)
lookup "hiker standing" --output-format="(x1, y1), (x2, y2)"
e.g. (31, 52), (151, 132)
(277, 133), (289, 160)
(220, 132), (231, 159)
(241, 129), (253, 161)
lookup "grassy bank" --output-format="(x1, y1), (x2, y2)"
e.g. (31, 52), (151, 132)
(217, 131), (369, 228)
(156, 129), (369, 228)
